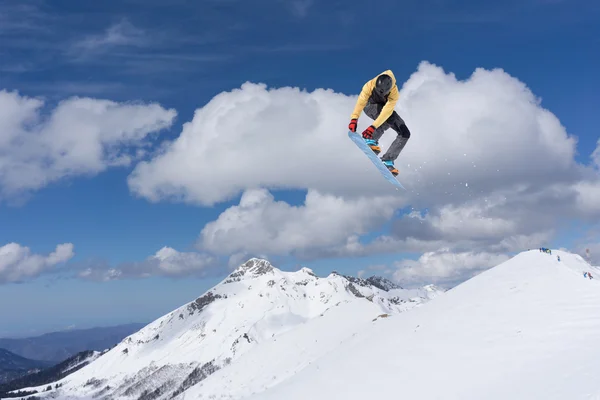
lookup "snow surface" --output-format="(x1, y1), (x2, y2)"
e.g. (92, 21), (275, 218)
(245, 249), (600, 400)
(15, 258), (440, 400)
(61, 351), (104, 376)
(16, 250), (599, 400)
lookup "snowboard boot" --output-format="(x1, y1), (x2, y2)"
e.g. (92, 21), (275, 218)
(382, 159), (399, 176)
(365, 139), (381, 155)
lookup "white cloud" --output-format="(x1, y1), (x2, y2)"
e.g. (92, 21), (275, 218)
(151, 246), (217, 276)
(489, 231), (555, 252)
(240, 190), (555, 260)
(3, 60), (591, 278)
(198, 188), (400, 257)
(0, 242), (74, 283)
(78, 267), (123, 282)
(396, 201), (517, 242)
(593, 139), (600, 169)
(305, 228), (553, 262)
(78, 246), (220, 281)
(0, 89), (176, 200)
(128, 61), (584, 209)
(388, 194), (559, 249)
(71, 19), (146, 54)
(126, 61), (599, 263)
(127, 82), (405, 206)
(392, 249), (511, 288)
(572, 181), (600, 217)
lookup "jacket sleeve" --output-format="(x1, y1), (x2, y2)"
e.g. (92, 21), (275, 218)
(371, 86), (399, 128)
(350, 78), (375, 120)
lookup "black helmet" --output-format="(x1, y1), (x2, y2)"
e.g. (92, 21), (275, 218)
(375, 74), (393, 96)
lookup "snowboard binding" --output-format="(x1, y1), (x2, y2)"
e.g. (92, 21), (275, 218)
(365, 139), (381, 155)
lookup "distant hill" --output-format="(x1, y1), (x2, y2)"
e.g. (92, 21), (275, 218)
(0, 348), (53, 385)
(0, 323), (146, 362)
(0, 349), (103, 397)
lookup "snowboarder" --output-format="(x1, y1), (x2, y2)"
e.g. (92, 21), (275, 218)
(348, 70), (411, 177)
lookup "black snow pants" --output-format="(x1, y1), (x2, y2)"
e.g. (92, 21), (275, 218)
(363, 100), (411, 162)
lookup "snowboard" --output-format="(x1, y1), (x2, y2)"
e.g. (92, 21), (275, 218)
(348, 130), (405, 190)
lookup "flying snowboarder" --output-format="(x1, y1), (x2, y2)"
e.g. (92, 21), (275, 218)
(348, 70), (411, 176)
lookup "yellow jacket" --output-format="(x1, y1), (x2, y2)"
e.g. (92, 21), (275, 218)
(350, 70), (399, 129)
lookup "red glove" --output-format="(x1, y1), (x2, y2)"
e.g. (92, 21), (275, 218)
(348, 118), (358, 132)
(362, 125), (375, 139)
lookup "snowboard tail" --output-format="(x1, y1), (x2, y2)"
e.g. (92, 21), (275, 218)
(348, 131), (405, 190)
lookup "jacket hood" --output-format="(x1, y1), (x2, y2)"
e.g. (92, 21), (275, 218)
(378, 70), (397, 87)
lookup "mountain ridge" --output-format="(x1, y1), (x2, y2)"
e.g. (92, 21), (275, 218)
(243, 249), (600, 400)
(9, 257), (442, 400)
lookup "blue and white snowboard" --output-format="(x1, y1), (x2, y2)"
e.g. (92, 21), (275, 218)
(348, 131), (405, 190)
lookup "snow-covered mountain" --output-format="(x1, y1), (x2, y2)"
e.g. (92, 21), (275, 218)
(245, 249), (600, 400)
(11, 258), (441, 400)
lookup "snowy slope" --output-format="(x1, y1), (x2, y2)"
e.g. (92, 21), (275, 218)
(245, 249), (600, 400)
(176, 300), (389, 400)
(14, 258), (441, 400)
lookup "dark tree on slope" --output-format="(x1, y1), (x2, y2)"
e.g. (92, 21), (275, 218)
(171, 360), (220, 398)
(0, 389), (38, 398)
(0, 350), (97, 396)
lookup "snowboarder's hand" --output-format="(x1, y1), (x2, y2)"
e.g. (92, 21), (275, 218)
(348, 118), (358, 132)
(362, 125), (375, 139)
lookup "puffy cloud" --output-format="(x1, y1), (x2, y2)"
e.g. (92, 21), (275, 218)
(392, 249), (511, 288)
(572, 180), (600, 218)
(488, 231), (555, 253)
(389, 194), (557, 250)
(0, 242), (74, 283)
(314, 179), (592, 260)
(128, 61), (581, 208)
(127, 82), (399, 206)
(77, 246), (220, 281)
(593, 139), (600, 169)
(305, 229), (552, 262)
(198, 188), (400, 258)
(206, 190), (554, 261)
(393, 202), (517, 242)
(0, 89), (176, 201)
(125, 61), (600, 264)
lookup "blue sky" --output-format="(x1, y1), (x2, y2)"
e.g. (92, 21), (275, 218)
(1, 0), (599, 338)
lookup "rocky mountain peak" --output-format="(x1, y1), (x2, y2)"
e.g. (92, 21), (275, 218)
(223, 258), (275, 284)
(299, 267), (316, 277)
(365, 276), (403, 291)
